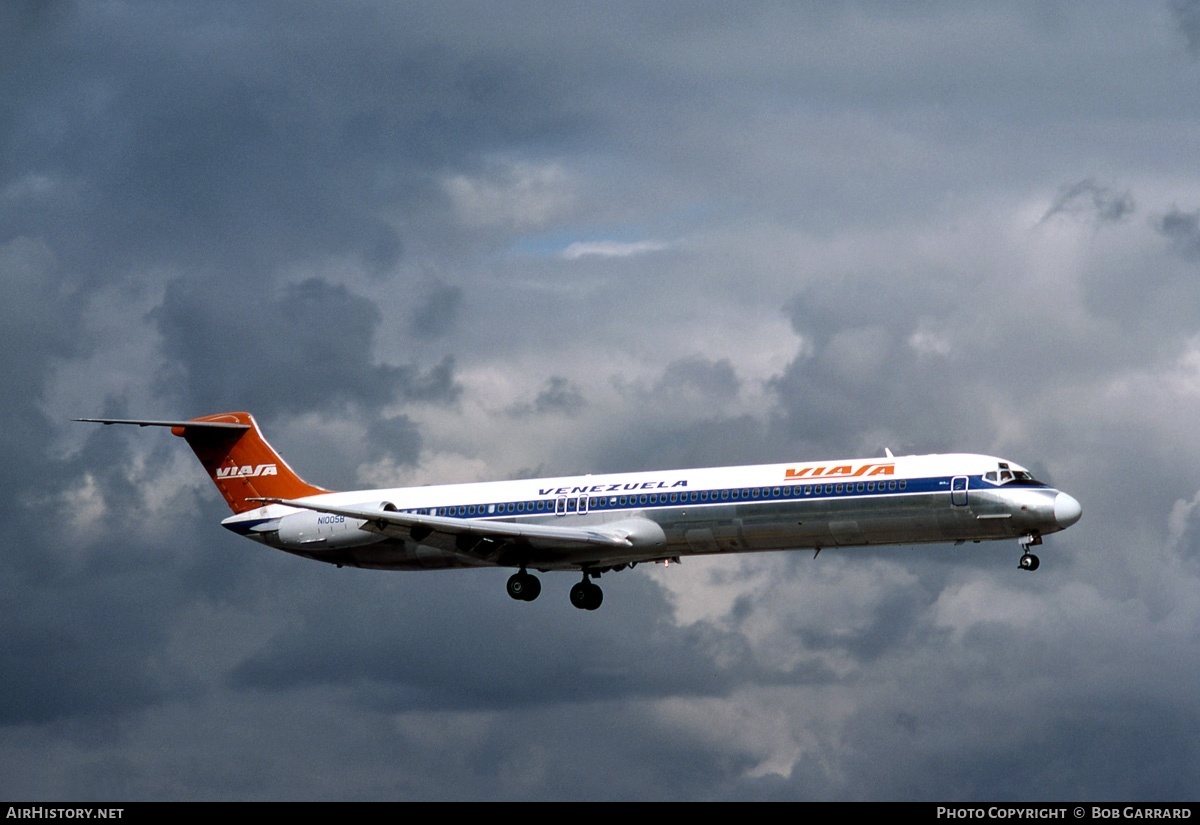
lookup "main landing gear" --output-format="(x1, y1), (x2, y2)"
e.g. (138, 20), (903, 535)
(505, 568), (604, 610)
(1018, 534), (1042, 571)
(506, 568), (541, 602)
(569, 574), (603, 611)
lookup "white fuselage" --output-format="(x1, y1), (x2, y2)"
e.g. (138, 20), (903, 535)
(222, 452), (1081, 573)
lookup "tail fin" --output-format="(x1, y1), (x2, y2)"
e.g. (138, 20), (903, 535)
(78, 412), (329, 513)
(172, 412), (328, 513)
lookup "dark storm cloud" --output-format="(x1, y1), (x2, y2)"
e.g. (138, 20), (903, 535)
(508, 376), (586, 417)
(652, 356), (741, 403)
(770, 279), (971, 454)
(1, 0), (511, 658)
(408, 280), (463, 339)
(151, 276), (460, 417)
(2, 610), (164, 725)
(0, 231), (117, 743)
(829, 689), (1200, 800)
(365, 415), (423, 466)
(1155, 207), (1200, 258)
(533, 376), (585, 415)
(1081, 205), (1200, 336)
(0, 0), (591, 284)
(0, 1), (70, 77)
(228, 572), (751, 710)
(594, 357), (769, 470)
(2, 441), (240, 726)
(0, 238), (90, 498)
(1080, 213), (1200, 343)
(1040, 179), (1136, 226)
(1173, 0), (1200, 56)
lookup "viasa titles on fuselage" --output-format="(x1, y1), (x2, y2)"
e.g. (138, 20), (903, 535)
(78, 412), (1082, 611)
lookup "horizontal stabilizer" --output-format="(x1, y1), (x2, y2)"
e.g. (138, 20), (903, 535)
(75, 418), (250, 430)
(78, 412), (324, 512)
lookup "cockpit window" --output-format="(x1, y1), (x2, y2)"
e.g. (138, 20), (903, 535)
(984, 463), (1039, 486)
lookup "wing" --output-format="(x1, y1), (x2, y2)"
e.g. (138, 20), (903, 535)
(253, 496), (667, 563)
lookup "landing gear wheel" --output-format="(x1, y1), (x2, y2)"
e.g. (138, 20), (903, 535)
(506, 571), (541, 601)
(1019, 553), (1040, 571)
(569, 580), (603, 611)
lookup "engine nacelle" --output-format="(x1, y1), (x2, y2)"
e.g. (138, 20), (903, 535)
(276, 507), (389, 550)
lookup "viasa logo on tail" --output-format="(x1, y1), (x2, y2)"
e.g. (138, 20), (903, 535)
(785, 462), (894, 481)
(215, 464), (278, 479)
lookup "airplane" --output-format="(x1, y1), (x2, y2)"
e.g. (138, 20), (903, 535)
(78, 411), (1082, 610)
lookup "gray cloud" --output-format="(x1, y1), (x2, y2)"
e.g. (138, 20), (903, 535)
(1156, 207), (1200, 258)
(150, 276), (460, 418)
(1040, 179), (1136, 226)
(533, 376), (586, 415)
(409, 280), (464, 339)
(1173, 0), (1200, 57)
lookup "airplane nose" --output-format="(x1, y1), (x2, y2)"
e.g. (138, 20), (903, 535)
(1054, 493), (1082, 529)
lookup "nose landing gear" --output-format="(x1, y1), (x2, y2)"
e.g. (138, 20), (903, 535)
(1018, 534), (1042, 571)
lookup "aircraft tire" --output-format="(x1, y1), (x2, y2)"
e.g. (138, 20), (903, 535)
(569, 581), (589, 609)
(507, 572), (541, 601)
(570, 581), (603, 610)
(1019, 553), (1040, 571)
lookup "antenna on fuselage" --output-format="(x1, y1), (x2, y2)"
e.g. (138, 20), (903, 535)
(884, 448), (894, 459)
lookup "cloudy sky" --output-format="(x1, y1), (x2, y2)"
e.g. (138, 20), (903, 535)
(5, 0), (1200, 801)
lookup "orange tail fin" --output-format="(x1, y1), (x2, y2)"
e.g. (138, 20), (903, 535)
(170, 412), (329, 513)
